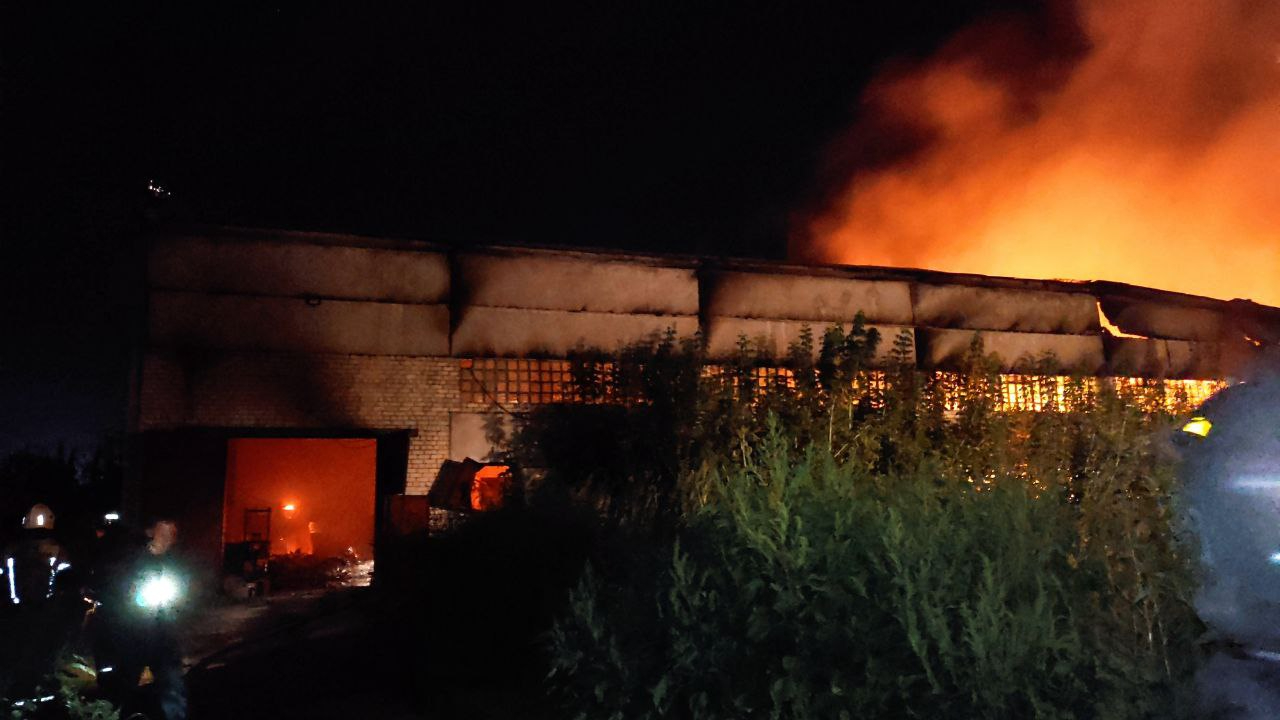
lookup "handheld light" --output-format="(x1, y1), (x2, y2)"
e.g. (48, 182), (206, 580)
(134, 574), (181, 609)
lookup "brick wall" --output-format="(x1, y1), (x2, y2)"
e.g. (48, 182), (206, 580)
(138, 351), (501, 495)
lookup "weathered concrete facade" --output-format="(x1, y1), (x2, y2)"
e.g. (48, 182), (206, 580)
(132, 226), (1280, 560)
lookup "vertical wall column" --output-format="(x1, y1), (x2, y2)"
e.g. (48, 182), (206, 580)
(405, 361), (460, 495)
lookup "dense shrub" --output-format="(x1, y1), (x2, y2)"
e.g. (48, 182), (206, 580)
(523, 323), (1202, 719)
(5, 658), (119, 720)
(550, 430), (1197, 719)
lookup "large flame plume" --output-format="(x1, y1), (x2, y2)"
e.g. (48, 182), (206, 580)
(795, 0), (1280, 306)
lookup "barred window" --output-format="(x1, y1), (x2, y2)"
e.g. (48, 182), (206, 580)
(1109, 377), (1227, 413)
(460, 357), (1227, 414)
(459, 358), (576, 405)
(701, 365), (799, 389)
(993, 375), (1225, 413)
(750, 366), (795, 389)
(999, 375), (1073, 412)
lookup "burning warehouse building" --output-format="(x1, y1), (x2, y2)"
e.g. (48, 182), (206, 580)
(129, 226), (1280, 573)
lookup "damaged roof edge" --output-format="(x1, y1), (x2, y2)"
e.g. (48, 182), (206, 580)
(151, 224), (1280, 319)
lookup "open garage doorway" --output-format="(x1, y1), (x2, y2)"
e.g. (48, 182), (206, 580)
(224, 438), (378, 590)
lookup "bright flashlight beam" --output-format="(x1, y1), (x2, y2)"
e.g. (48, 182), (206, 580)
(135, 575), (180, 609)
(1228, 477), (1280, 491)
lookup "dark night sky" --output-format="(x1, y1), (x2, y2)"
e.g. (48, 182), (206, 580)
(0, 1), (1050, 453)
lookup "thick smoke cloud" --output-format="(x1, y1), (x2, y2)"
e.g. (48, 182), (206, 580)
(796, 0), (1280, 305)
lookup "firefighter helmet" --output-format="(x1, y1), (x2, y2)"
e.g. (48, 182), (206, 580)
(22, 504), (54, 530)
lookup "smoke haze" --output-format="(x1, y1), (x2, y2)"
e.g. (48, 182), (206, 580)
(796, 0), (1280, 305)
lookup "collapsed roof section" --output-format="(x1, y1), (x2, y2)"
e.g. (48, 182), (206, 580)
(144, 226), (1280, 380)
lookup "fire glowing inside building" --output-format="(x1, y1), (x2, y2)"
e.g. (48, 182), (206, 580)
(127, 226), (1280, 578)
(223, 438), (376, 557)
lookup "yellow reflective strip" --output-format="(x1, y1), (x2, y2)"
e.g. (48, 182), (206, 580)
(1181, 417), (1212, 437)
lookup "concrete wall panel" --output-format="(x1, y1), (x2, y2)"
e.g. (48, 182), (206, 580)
(142, 233), (1277, 380)
(1235, 314), (1280, 345)
(1103, 338), (1170, 377)
(1165, 340), (1223, 379)
(452, 306), (698, 357)
(1104, 337), (1224, 379)
(1219, 340), (1266, 380)
(449, 412), (508, 462)
(918, 329), (1104, 373)
(150, 237), (449, 303)
(1098, 298), (1223, 341)
(704, 317), (914, 365)
(706, 271), (913, 324)
(150, 291), (450, 356)
(914, 285), (1098, 334)
(457, 253), (698, 315)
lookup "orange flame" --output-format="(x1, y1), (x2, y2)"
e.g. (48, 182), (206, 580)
(796, 0), (1280, 306)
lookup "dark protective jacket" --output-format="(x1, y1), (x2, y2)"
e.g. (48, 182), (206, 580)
(87, 527), (189, 720)
(87, 527), (166, 619)
(2, 529), (65, 607)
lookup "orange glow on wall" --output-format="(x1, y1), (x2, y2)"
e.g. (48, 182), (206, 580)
(224, 438), (377, 558)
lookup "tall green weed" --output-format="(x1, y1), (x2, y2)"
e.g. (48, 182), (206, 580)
(526, 324), (1202, 719)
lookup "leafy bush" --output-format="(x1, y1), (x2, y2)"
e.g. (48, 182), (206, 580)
(5, 657), (118, 720)
(528, 323), (1202, 719)
(551, 432), (1196, 719)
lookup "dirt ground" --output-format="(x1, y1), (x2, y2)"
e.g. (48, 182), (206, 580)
(182, 588), (421, 719)
(180, 585), (550, 720)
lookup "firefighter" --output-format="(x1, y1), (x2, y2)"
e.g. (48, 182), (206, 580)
(1179, 374), (1280, 647)
(0, 504), (74, 700)
(88, 518), (188, 720)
